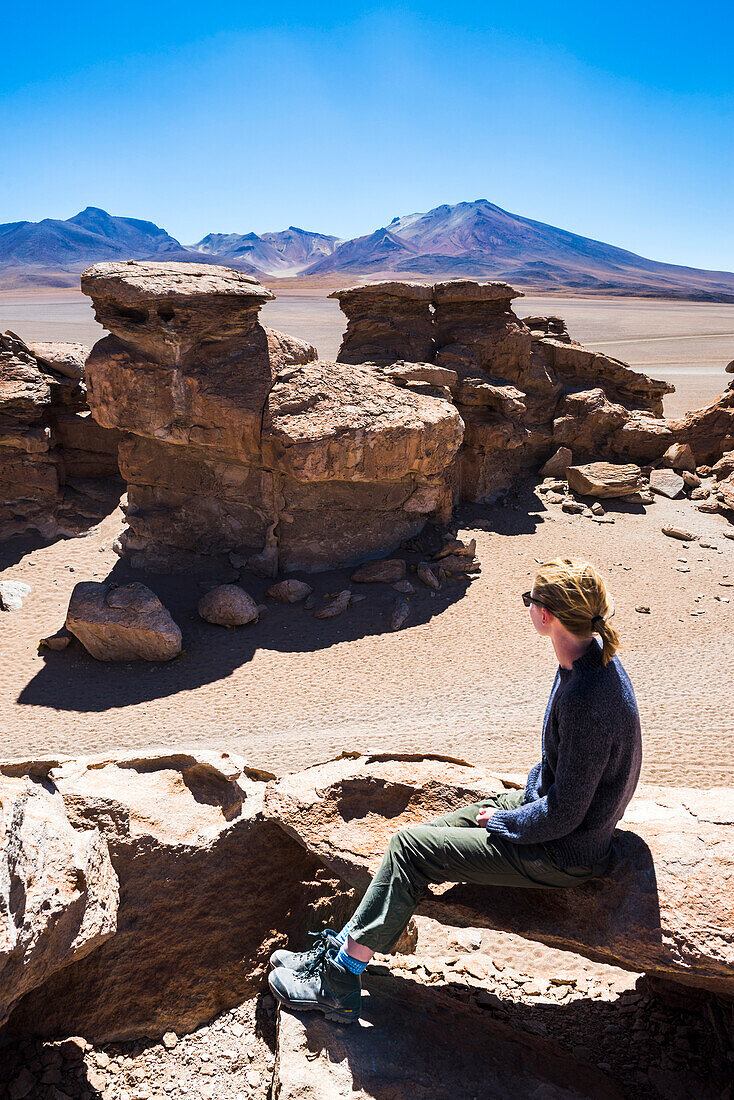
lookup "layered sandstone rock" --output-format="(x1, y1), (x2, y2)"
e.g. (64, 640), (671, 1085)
(4, 751), (357, 1042)
(0, 333), (122, 540)
(328, 282), (434, 365)
(264, 753), (734, 999)
(82, 263), (462, 574)
(0, 767), (119, 1029)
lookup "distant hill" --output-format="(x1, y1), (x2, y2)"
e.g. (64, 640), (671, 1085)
(301, 200), (734, 300)
(2, 201), (734, 300)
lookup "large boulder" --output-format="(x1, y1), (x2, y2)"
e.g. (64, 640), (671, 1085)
(264, 753), (734, 999)
(65, 581), (182, 661)
(0, 767), (118, 1029)
(566, 462), (644, 498)
(4, 751), (357, 1042)
(274, 975), (621, 1100)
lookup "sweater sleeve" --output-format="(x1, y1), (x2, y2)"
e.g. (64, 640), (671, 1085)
(485, 693), (611, 845)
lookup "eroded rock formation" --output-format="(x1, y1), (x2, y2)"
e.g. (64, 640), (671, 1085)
(3, 751), (357, 1043)
(264, 753), (734, 999)
(330, 280), (734, 505)
(0, 332), (122, 541)
(82, 262), (462, 574)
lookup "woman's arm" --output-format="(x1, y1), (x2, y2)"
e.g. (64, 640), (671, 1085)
(481, 695), (611, 845)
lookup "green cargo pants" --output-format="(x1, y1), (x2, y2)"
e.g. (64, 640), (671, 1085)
(348, 789), (611, 954)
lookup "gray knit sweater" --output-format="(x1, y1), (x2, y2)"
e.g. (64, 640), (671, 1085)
(486, 638), (642, 867)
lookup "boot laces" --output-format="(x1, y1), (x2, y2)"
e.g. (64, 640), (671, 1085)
(302, 929), (337, 977)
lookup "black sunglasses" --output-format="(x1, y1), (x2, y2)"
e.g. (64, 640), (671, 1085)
(522, 591), (554, 613)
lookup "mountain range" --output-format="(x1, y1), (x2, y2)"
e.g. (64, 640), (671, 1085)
(2, 201), (733, 301)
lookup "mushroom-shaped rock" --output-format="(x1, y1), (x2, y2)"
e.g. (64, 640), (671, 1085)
(82, 262), (276, 458)
(198, 585), (259, 626)
(566, 462), (644, 498)
(66, 581), (182, 661)
(329, 282), (434, 366)
(432, 281), (530, 380)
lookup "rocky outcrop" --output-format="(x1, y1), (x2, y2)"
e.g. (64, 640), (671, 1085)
(0, 768), (118, 1029)
(4, 751), (357, 1043)
(274, 975), (622, 1100)
(66, 581), (183, 661)
(264, 753), (734, 999)
(0, 332), (122, 541)
(328, 282), (435, 365)
(82, 262), (463, 574)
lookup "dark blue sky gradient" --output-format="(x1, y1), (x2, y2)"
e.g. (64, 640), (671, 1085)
(2, 2), (732, 268)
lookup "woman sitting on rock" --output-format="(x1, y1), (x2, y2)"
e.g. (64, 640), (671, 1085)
(268, 557), (642, 1023)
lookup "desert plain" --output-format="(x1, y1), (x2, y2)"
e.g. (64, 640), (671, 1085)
(0, 285), (732, 786)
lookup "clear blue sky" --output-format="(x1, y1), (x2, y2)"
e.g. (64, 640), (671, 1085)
(3, 2), (733, 269)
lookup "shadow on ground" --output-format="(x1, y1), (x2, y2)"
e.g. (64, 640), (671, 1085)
(15, 488), (553, 714)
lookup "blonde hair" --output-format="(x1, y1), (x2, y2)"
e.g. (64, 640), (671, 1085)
(533, 558), (621, 666)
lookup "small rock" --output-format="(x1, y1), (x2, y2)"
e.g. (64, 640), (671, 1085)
(662, 525), (698, 542)
(314, 590), (351, 619)
(351, 559), (406, 583)
(228, 552), (248, 569)
(0, 579), (31, 612)
(66, 582), (182, 662)
(417, 563), (440, 590)
(697, 499), (720, 513)
(197, 585), (259, 627)
(539, 446), (572, 478)
(696, 465), (713, 477)
(390, 597), (410, 631)
(690, 486), (710, 499)
(649, 468), (685, 499)
(303, 594), (317, 610)
(661, 442), (696, 472)
(682, 471), (701, 488)
(437, 554), (481, 574)
(267, 579), (313, 603)
(561, 499), (585, 514)
(246, 1070), (261, 1088)
(230, 1022), (244, 1037)
(392, 579), (415, 593)
(591, 502), (605, 516)
(546, 491), (564, 504)
(162, 1032), (178, 1050)
(435, 538), (476, 560)
(635, 605), (651, 614)
(38, 627), (71, 651)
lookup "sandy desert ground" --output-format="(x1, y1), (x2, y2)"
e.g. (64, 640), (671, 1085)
(1, 287), (733, 785)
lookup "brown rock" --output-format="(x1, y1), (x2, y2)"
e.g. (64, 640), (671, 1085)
(381, 361), (458, 389)
(38, 627), (72, 651)
(329, 282), (435, 366)
(566, 462), (643, 498)
(5, 751), (355, 1042)
(197, 585), (259, 627)
(392, 579), (415, 594)
(351, 559), (407, 584)
(661, 442), (696, 472)
(649, 468), (685, 499)
(27, 341), (89, 382)
(716, 472), (734, 511)
(390, 596), (410, 631)
(553, 389), (629, 455)
(0, 770), (118, 1029)
(267, 580), (314, 603)
(417, 564), (440, 590)
(314, 590), (352, 619)
(435, 538), (476, 559)
(682, 471), (701, 488)
(66, 581), (182, 661)
(662, 526), (698, 542)
(264, 753), (734, 998)
(274, 974), (621, 1099)
(540, 446), (573, 478)
(562, 500), (585, 514)
(436, 553), (481, 574)
(712, 450), (734, 480)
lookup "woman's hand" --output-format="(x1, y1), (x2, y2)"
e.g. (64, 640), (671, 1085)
(475, 808), (493, 827)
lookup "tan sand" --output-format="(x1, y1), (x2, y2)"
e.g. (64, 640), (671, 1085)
(1, 483), (732, 785)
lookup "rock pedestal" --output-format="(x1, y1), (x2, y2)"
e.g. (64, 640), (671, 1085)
(82, 262), (463, 574)
(328, 282), (434, 365)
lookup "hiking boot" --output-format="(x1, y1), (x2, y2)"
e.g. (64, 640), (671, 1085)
(268, 953), (362, 1024)
(269, 929), (341, 974)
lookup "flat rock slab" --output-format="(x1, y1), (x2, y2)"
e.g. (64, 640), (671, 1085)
(264, 754), (734, 999)
(273, 972), (620, 1100)
(566, 462), (643, 498)
(649, 468), (685, 499)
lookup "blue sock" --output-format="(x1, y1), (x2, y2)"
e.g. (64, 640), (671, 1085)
(335, 943), (369, 975)
(335, 921), (351, 946)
